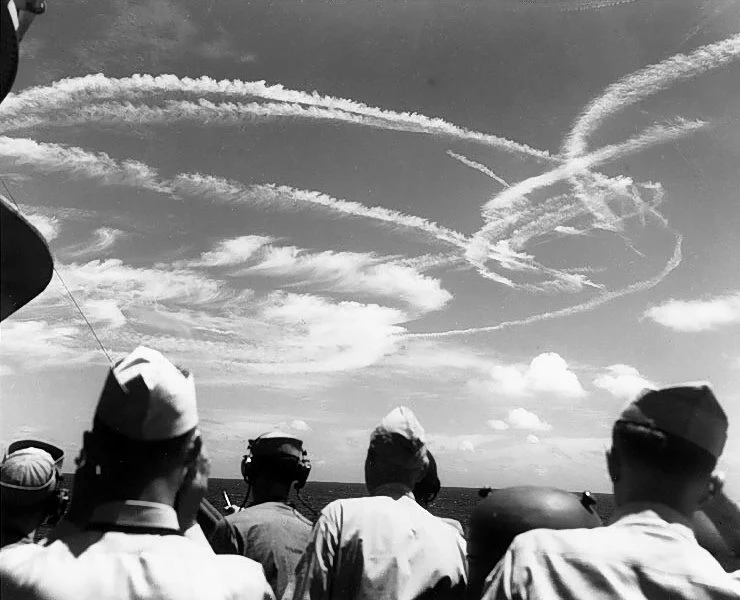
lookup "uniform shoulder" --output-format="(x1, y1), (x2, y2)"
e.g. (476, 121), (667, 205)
(509, 525), (604, 556)
(212, 553), (273, 592)
(0, 541), (46, 570)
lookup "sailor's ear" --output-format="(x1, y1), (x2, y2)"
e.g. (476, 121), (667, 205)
(606, 447), (619, 483)
(699, 471), (725, 506)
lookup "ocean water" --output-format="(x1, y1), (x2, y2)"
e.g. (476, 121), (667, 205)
(207, 478), (617, 527)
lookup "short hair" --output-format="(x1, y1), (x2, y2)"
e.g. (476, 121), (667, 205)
(92, 418), (197, 480)
(366, 446), (423, 490)
(251, 455), (301, 485)
(612, 420), (716, 478)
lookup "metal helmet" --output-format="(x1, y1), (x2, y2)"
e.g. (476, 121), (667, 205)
(467, 486), (603, 599)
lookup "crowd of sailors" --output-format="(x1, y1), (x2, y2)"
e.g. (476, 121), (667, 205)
(1, 345), (740, 599)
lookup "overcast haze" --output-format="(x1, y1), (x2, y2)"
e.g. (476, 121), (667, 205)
(1, 0), (740, 496)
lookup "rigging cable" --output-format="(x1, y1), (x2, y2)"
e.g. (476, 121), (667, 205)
(0, 176), (113, 366)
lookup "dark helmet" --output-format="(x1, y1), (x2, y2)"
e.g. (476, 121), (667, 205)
(467, 486), (603, 599)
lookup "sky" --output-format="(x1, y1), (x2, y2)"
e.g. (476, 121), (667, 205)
(1, 0), (740, 495)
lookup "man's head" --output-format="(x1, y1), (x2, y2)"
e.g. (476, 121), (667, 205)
(365, 406), (428, 493)
(607, 384), (727, 515)
(242, 432), (310, 502)
(0, 441), (65, 542)
(84, 346), (202, 506)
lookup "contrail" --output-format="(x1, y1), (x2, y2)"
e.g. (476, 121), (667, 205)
(0, 137), (471, 250)
(0, 75), (552, 159)
(446, 150), (510, 187)
(563, 33), (740, 158)
(0, 136), (174, 195)
(485, 118), (708, 215)
(407, 229), (682, 339)
(465, 119), (703, 281)
(0, 136), (591, 291)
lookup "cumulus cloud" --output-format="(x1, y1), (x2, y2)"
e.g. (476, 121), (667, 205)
(526, 434), (541, 444)
(458, 440), (476, 453)
(506, 408), (553, 432)
(487, 419), (510, 431)
(644, 293), (740, 332)
(593, 364), (654, 400)
(288, 419), (312, 432)
(487, 352), (586, 398)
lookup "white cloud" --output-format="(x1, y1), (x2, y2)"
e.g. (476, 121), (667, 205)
(458, 440), (475, 453)
(487, 352), (586, 398)
(186, 236), (273, 268)
(66, 227), (124, 258)
(25, 213), (60, 242)
(506, 408), (553, 432)
(288, 419), (312, 432)
(84, 299), (126, 328)
(241, 245), (452, 314)
(0, 320), (99, 365)
(593, 364), (654, 400)
(526, 434), (541, 444)
(487, 419), (510, 431)
(58, 260), (227, 306)
(644, 293), (740, 332)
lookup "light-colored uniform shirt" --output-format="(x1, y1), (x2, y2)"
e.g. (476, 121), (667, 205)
(0, 500), (276, 600)
(211, 501), (313, 599)
(482, 502), (740, 600)
(285, 483), (467, 600)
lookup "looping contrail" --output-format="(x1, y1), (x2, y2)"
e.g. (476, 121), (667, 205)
(1, 29), (735, 341)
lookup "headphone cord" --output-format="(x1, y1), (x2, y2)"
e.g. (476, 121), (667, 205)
(239, 483), (252, 510)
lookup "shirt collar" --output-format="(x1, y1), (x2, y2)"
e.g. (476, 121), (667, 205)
(89, 500), (180, 531)
(610, 502), (696, 540)
(370, 482), (415, 500)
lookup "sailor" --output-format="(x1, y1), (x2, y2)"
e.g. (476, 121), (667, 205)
(467, 486), (602, 599)
(413, 450), (465, 536)
(210, 431), (313, 599)
(0, 346), (275, 600)
(482, 384), (740, 599)
(0, 440), (67, 549)
(286, 406), (467, 600)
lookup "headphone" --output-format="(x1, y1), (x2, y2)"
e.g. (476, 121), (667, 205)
(240, 435), (312, 490)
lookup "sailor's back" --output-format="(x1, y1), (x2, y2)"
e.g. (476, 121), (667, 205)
(213, 502), (312, 598)
(482, 504), (740, 600)
(0, 527), (273, 600)
(288, 487), (467, 600)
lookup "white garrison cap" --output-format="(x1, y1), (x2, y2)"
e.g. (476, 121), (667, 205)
(370, 406), (428, 471)
(94, 346), (198, 441)
(0, 447), (57, 505)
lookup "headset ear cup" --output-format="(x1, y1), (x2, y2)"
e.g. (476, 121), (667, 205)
(241, 454), (253, 484)
(295, 453), (311, 490)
